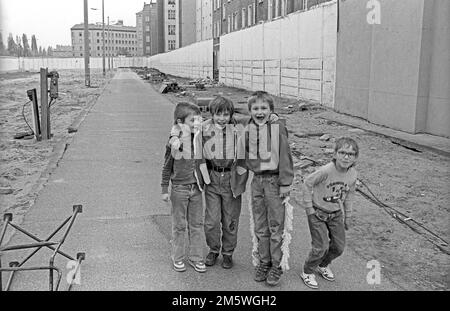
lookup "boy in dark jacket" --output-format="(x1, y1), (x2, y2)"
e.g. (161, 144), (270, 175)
(237, 91), (294, 286)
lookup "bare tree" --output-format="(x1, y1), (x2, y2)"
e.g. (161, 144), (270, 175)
(22, 34), (31, 57)
(7, 33), (17, 56)
(31, 35), (38, 56)
(0, 32), (5, 55)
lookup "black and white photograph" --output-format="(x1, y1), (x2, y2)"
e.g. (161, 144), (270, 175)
(0, 0), (448, 299)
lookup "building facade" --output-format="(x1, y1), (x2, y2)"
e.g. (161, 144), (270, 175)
(71, 21), (138, 57)
(136, 11), (144, 56)
(53, 45), (73, 58)
(180, 0), (196, 47)
(136, 2), (160, 56)
(214, 0), (331, 36)
(163, 0), (179, 52)
(196, 0), (213, 42)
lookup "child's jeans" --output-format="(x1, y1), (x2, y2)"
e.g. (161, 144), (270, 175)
(303, 208), (346, 274)
(251, 174), (285, 268)
(170, 183), (204, 263)
(204, 170), (242, 256)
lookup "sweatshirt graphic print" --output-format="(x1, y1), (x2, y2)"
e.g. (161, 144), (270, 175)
(303, 162), (357, 215)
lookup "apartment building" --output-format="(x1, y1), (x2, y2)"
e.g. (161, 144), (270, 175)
(136, 11), (144, 56)
(136, 2), (160, 56)
(53, 45), (73, 58)
(215, 0), (332, 36)
(163, 0), (179, 52)
(70, 21), (138, 57)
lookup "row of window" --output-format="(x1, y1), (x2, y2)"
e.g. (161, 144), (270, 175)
(76, 46), (136, 51)
(74, 38), (137, 45)
(75, 52), (137, 57)
(74, 31), (136, 38)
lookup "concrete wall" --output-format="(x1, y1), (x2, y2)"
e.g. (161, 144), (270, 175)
(335, 0), (450, 137)
(425, 0), (450, 137)
(148, 39), (213, 79)
(219, 0), (337, 106)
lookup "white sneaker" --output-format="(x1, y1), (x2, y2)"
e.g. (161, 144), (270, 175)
(173, 261), (186, 272)
(317, 265), (335, 281)
(300, 272), (319, 289)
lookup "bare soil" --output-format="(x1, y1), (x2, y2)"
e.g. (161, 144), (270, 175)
(0, 69), (112, 227)
(150, 75), (450, 291)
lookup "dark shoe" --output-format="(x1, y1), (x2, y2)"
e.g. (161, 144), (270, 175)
(254, 263), (271, 282)
(266, 266), (283, 286)
(205, 252), (219, 266)
(222, 255), (233, 269)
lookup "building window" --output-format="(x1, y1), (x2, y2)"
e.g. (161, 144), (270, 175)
(168, 25), (176, 35)
(145, 16), (150, 22)
(168, 9), (176, 19)
(168, 40), (176, 50)
(168, 0), (175, 5)
(233, 12), (238, 31)
(242, 8), (246, 28)
(227, 15), (231, 33)
(222, 4), (226, 20)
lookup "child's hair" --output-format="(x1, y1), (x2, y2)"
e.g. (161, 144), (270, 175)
(209, 96), (234, 117)
(332, 137), (359, 167)
(247, 91), (274, 112)
(173, 102), (201, 124)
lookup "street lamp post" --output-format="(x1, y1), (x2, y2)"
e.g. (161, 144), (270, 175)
(83, 0), (90, 87)
(102, 0), (105, 76)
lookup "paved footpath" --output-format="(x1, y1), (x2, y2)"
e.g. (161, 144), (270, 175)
(2, 69), (400, 291)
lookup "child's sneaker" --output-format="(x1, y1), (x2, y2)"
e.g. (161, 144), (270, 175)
(266, 266), (283, 286)
(317, 265), (335, 281)
(188, 260), (207, 273)
(300, 272), (319, 289)
(173, 261), (186, 272)
(254, 263), (271, 282)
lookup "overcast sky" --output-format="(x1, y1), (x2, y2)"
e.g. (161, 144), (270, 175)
(0, 0), (148, 48)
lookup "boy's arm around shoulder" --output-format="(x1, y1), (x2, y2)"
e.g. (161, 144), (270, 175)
(161, 144), (173, 194)
(276, 120), (294, 188)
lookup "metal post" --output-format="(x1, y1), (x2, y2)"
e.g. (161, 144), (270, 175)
(84, 0), (90, 87)
(108, 16), (111, 70)
(27, 88), (41, 141)
(40, 68), (49, 140)
(102, 0), (105, 76)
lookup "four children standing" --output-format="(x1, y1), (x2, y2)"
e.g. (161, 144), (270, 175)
(161, 92), (359, 289)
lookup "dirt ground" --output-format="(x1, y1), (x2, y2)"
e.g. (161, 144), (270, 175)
(1, 69), (448, 290)
(148, 74), (450, 291)
(0, 69), (112, 227)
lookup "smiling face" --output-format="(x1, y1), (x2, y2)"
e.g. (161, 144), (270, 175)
(334, 144), (358, 172)
(212, 111), (231, 129)
(250, 100), (272, 125)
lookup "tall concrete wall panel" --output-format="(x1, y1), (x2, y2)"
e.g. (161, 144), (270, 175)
(220, 1), (337, 107)
(336, 0), (449, 137)
(425, 0), (450, 137)
(148, 39), (213, 79)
